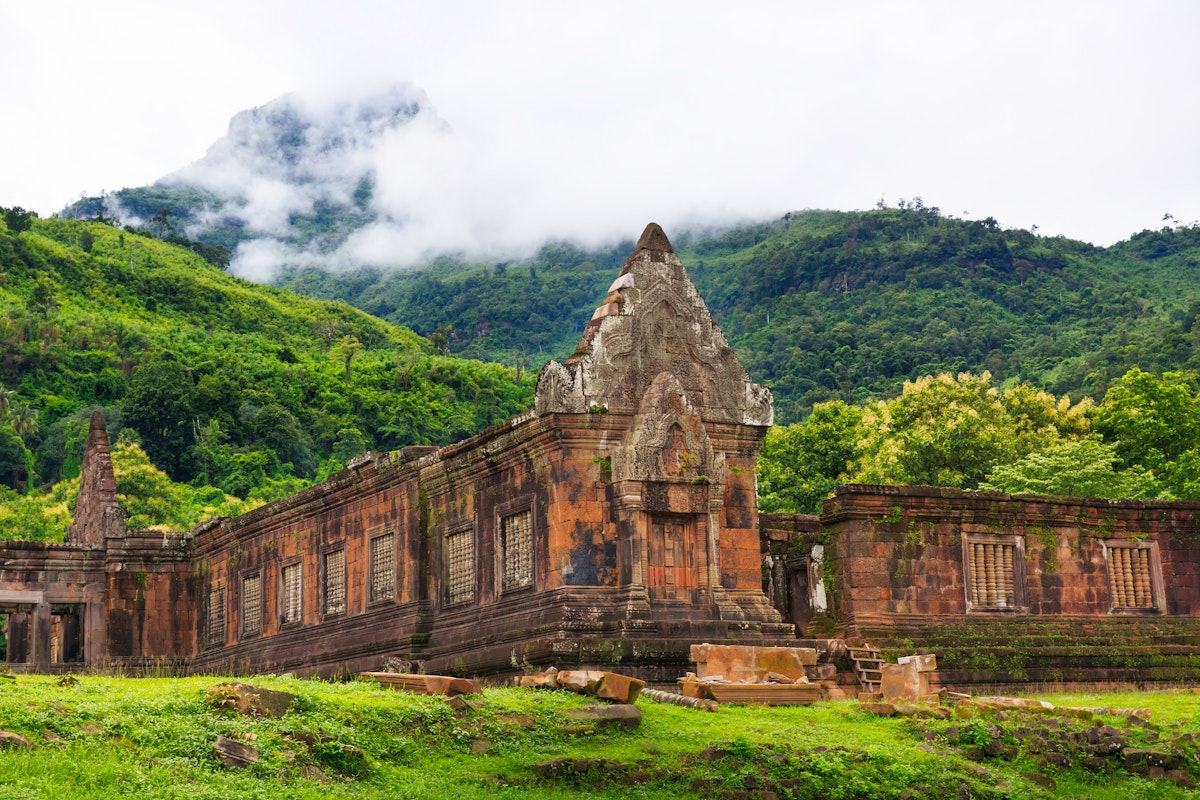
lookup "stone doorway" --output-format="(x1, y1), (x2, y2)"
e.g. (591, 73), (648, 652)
(647, 515), (698, 601)
(50, 604), (84, 664)
(2, 607), (33, 665)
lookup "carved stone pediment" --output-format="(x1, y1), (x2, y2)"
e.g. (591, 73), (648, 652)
(611, 372), (724, 485)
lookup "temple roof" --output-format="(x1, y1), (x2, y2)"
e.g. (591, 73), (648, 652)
(535, 223), (772, 426)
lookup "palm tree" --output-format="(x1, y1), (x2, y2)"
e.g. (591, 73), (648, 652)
(11, 404), (38, 437)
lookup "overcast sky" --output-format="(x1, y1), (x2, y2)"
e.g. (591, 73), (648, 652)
(3, 1), (1198, 256)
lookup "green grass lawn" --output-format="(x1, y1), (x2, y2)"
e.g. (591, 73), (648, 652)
(0, 674), (1197, 799)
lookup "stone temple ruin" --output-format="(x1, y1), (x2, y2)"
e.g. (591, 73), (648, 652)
(3, 223), (1200, 693)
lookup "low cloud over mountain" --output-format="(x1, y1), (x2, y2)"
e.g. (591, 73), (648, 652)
(70, 83), (755, 281)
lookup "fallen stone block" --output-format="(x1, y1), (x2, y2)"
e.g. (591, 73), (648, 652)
(810, 663), (838, 681)
(1019, 771), (1056, 790)
(444, 695), (471, 713)
(1083, 736), (1125, 756)
(1123, 749), (1180, 771)
(680, 677), (820, 705)
(881, 662), (928, 703)
(594, 671), (645, 704)
(364, 672), (481, 696)
(1040, 752), (1071, 768)
(513, 669), (559, 689)
(214, 735), (259, 768)
(0, 731), (31, 749)
(552, 670), (644, 703)
(564, 704), (642, 730)
(860, 702), (897, 716)
(974, 696), (1054, 710)
(1168, 769), (1195, 788)
(690, 643), (816, 683)
(221, 683), (295, 717)
(555, 670), (605, 694)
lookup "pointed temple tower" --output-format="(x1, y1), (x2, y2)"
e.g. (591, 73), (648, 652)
(534, 223), (782, 630)
(67, 412), (126, 545)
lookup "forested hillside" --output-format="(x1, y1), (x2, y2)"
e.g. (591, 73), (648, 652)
(0, 209), (532, 537)
(14, 198), (1200, 535)
(275, 207), (1200, 423)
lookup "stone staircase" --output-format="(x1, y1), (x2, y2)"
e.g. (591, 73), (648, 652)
(857, 617), (1200, 692)
(848, 644), (884, 694)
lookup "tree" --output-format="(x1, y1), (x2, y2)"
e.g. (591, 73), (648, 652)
(27, 278), (58, 318)
(758, 400), (864, 514)
(1092, 368), (1200, 475)
(980, 438), (1160, 500)
(853, 372), (1021, 488)
(429, 324), (452, 355)
(331, 335), (364, 386)
(1, 206), (36, 234)
(149, 207), (174, 239)
(9, 404), (38, 437)
(0, 428), (29, 491)
(250, 402), (316, 477)
(123, 357), (195, 480)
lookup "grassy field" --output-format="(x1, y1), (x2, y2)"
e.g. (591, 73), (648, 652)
(0, 674), (1197, 799)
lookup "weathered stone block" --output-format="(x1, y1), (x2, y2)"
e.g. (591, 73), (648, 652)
(214, 735), (259, 768)
(881, 662), (929, 702)
(1124, 749), (1180, 771)
(896, 653), (937, 672)
(564, 704), (642, 729)
(208, 683), (296, 718)
(0, 731), (31, 749)
(364, 672), (481, 696)
(593, 672), (645, 704)
(690, 643), (816, 682)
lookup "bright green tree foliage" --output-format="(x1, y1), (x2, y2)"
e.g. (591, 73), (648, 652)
(758, 373), (1116, 512)
(758, 400), (863, 514)
(1092, 368), (1200, 485)
(0, 215), (534, 534)
(980, 438), (1160, 499)
(855, 372), (1023, 488)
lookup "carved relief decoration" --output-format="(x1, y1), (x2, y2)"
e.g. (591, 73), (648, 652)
(611, 372), (724, 485)
(545, 223), (773, 426)
(534, 359), (586, 414)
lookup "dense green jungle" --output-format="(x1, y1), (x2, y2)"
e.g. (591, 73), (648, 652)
(0, 208), (533, 538)
(5, 202), (1200, 538)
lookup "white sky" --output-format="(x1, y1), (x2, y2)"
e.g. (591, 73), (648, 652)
(2, 0), (1199, 252)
